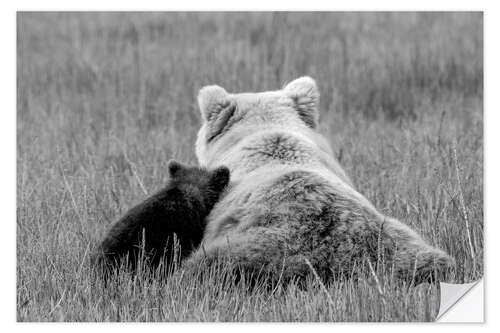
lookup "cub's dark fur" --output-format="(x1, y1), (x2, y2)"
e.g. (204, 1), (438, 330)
(94, 160), (230, 273)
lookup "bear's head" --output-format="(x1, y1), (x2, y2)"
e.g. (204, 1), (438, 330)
(167, 159), (230, 209)
(195, 77), (320, 166)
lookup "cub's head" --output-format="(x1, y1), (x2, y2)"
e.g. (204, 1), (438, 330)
(167, 160), (230, 209)
(195, 77), (320, 166)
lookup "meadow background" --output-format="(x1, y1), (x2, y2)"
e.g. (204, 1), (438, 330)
(17, 12), (483, 321)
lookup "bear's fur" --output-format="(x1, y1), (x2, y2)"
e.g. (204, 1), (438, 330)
(187, 77), (454, 285)
(94, 160), (230, 273)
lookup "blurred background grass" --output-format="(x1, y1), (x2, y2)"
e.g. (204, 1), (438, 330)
(17, 12), (482, 321)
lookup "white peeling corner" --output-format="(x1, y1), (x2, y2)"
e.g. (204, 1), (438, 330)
(436, 279), (484, 322)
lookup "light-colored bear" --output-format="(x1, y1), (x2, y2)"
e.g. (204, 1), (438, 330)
(187, 77), (454, 284)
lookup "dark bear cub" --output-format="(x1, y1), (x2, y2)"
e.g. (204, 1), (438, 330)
(94, 160), (230, 274)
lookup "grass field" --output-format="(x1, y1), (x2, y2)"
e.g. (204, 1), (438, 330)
(17, 12), (483, 321)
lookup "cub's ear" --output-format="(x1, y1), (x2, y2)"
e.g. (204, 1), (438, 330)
(198, 85), (237, 142)
(210, 166), (230, 191)
(283, 76), (320, 128)
(167, 160), (184, 178)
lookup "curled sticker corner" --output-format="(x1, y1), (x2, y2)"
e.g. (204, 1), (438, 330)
(436, 279), (483, 322)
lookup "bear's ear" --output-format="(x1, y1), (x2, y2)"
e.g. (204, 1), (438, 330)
(198, 85), (237, 142)
(198, 85), (230, 121)
(167, 159), (184, 178)
(210, 166), (230, 191)
(283, 77), (320, 128)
